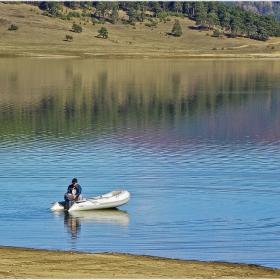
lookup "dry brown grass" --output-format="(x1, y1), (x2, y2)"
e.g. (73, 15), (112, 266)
(1, 2), (280, 58)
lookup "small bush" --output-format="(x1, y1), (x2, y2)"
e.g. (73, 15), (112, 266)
(8, 24), (18, 31)
(122, 20), (130, 25)
(213, 29), (222, 37)
(65, 35), (73, 41)
(98, 26), (109, 39)
(82, 10), (90, 17)
(92, 18), (98, 25)
(68, 11), (81, 18)
(72, 23), (82, 33)
(59, 14), (67, 20)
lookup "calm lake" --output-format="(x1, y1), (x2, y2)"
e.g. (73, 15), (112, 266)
(1, 57), (280, 269)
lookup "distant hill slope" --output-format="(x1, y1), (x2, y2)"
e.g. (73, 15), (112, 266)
(34, 1), (280, 41)
(0, 2), (280, 58)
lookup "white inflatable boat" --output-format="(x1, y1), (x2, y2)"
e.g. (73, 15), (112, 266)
(50, 189), (130, 212)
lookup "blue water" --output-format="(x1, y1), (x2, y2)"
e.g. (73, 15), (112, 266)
(1, 58), (280, 269)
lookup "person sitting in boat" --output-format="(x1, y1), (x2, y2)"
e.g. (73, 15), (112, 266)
(67, 178), (83, 201)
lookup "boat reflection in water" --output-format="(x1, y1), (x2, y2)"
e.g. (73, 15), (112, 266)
(60, 209), (130, 239)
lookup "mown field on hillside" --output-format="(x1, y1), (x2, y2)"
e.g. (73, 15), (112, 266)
(0, 3), (280, 58)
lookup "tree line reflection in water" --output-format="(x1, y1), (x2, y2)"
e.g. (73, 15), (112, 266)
(1, 58), (280, 142)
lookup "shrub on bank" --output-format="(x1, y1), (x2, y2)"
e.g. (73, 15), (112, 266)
(8, 24), (18, 31)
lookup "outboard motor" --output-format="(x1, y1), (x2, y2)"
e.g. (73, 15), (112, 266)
(64, 193), (74, 210)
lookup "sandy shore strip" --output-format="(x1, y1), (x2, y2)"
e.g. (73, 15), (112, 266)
(1, 246), (280, 278)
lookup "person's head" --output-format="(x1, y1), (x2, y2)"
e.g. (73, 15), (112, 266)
(72, 178), (78, 186)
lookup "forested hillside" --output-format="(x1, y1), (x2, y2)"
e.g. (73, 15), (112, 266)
(20, 1), (280, 41)
(228, 1), (280, 21)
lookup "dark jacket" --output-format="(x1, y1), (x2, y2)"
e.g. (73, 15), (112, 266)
(67, 184), (82, 197)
